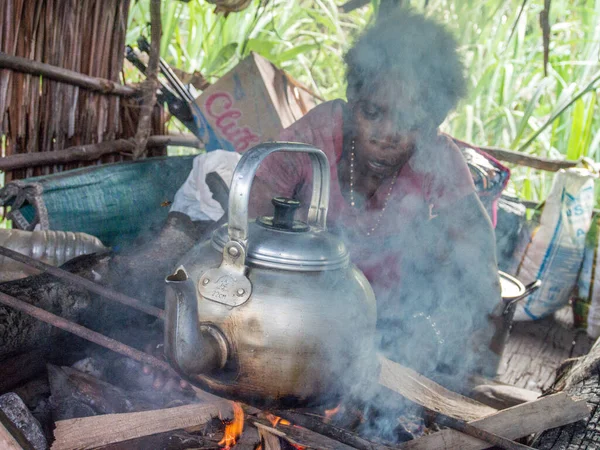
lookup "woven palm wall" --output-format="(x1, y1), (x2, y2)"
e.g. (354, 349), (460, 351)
(0, 0), (165, 181)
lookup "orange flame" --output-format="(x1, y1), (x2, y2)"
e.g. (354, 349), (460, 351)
(219, 402), (245, 448)
(324, 404), (342, 423)
(265, 413), (291, 427)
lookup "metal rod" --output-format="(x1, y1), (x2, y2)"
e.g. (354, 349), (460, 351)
(0, 245), (164, 320)
(0, 290), (174, 375)
(433, 412), (534, 450)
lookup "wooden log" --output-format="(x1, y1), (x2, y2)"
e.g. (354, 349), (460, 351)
(478, 146), (580, 172)
(52, 401), (231, 450)
(252, 420), (361, 450)
(532, 337), (600, 448)
(469, 384), (539, 410)
(0, 350), (48, 394)
(273, 410), (392, 450)
(399, 393), (589, 450)
(377, 355), (497, 422)
(0, 52), (137, 97)
(0, 135), (201, 171)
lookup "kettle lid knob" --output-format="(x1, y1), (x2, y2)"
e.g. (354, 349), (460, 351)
(257, 197), (309, 232)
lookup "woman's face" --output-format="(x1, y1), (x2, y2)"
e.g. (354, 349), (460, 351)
(350, 82), (428, 179)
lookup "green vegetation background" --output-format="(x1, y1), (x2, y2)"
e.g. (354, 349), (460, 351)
(126, 0), (600, 204)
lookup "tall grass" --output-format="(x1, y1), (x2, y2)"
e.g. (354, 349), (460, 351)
(126, 0), (600, 202)
(423, 0), (600, 202)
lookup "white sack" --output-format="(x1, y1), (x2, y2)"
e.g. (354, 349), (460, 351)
(514, 168), (596, 321)
(170, 150), (241, 221)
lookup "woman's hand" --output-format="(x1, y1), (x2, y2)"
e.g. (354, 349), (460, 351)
(142, 342), (191, 393)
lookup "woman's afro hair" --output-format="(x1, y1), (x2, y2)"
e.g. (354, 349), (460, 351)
(345, 10), (467, 128)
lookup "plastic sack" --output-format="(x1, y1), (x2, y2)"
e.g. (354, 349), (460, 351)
(573, 215), (600, 336)
(514, 168), (596, 321)
(494, 194), (528, 274)
(0, 156), (196, 249)
(170, 150), (241, 221)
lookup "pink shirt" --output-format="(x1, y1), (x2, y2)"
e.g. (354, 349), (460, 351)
(255, 100), (475, 291)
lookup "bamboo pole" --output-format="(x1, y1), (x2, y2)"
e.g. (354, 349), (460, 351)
(0, 135), (201, 171)
(0, 52), (137, 97)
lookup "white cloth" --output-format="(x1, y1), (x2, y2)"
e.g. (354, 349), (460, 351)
(170, 150), (241, 221)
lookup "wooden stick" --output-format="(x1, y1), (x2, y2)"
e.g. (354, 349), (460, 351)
(399, 393), (589, 450)
(377, 355), (497, 422)
(132, 0), (162, 159)
(0, 290), (173, 375)
(273, 410), (389, 450)
(478, 145), (580, 172)
(431, 412), (534, 450)
(0, 135), (201, 171)
(252, 420), (360, 450)
(0, 245), (164, 319)
(0, 52), (137, 97)
(52, 401), (230, 450)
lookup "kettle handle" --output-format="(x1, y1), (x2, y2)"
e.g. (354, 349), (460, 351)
(227, 142), (331, 246)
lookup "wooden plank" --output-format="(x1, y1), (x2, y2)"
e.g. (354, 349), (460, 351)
(399, 393), (589, 450)
(0, 421), (23, 450)
(378, 355), (497, 422)
(52, 401), (230, 450)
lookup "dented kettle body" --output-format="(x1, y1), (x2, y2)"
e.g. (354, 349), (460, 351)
(164, 143), (378, 407)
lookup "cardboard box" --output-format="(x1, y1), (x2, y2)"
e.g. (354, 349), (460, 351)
(193, 52), (318, 153)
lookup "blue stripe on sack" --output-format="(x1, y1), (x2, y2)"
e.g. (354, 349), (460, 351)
(524, 186), (566, 319)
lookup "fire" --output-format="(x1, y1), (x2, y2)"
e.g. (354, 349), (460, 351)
(265, 413), (291, 428)
(219, 402), (245, 448)
(324, 403), (342, 423)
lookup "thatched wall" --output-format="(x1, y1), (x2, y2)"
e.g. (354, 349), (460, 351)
(0, 0), (165, 181)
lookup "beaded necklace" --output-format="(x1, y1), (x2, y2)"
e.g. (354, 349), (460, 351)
(348, 138), (397, 236)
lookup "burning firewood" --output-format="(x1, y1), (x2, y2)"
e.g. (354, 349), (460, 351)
(52, 400), (232, 449)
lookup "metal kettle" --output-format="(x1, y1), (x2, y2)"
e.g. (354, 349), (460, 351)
(164, 142), (377, 407)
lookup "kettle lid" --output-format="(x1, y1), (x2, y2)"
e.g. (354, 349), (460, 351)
(211, 197), (349, 271)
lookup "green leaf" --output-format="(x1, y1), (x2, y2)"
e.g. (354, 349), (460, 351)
(272, 43), (321, 64)
(205, 42), (239, 75)
(566, 98), (586, 160)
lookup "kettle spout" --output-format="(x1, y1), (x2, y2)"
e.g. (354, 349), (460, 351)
(164, 267), (228, 377)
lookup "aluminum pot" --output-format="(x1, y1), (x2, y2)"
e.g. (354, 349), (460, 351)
(489, 272), (541, 357)
(164, 142), (377, 407)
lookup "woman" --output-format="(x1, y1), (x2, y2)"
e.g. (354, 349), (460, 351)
(250, 10), (502, 388)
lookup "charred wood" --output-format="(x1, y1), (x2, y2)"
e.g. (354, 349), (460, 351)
(252, 419), (359, 450)
(400, 393), (588, 450)
(0, 409), (30, 450)
(0, 351), (49, 394)
(0, 393), (46, 450)
(273, 410), (396, 450)
(0, 254), (107, 359)
(52, 401), (230, 449)
(532, 338), (600, 449)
